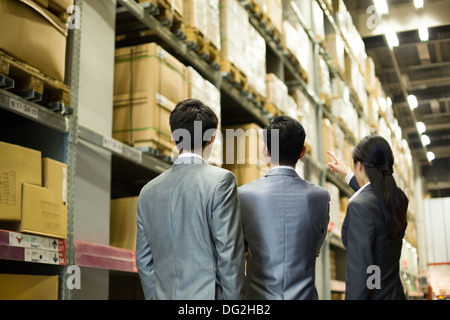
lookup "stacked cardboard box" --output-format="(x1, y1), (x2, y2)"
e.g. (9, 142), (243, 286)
(325, 182), (341, 236)
(222, 123), (268, 186)
(265, 73), (296, 117)
(283, 20), (311, 76)
(110, 197), (138, 251)
(0, 0), (71, 82)
(339, 197), (349, 233)
(322, 118), (337, 165)
(319, 56), (331, 102)
(113, 43), (189, 157)
(0, 274), (59, 300)
(183, 0), (220, 50)
(325, 33), (345, 74)
(219, 0), (250, 78)
(255, 0), (283, 37)
(0, 142), (68, 239)
(293, 88), (317, 157)
(220, 0), (266, 98)
(187, 66), (222, 166)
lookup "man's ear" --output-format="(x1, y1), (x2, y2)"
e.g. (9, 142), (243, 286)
(299, 145), (306, 160)
(263, 143), (271, 166)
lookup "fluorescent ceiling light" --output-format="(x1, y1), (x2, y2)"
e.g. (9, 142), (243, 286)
(427, 151), (435, 162)
(414, 0), (424, 9)
(374, 0), (389, 15)
(421, 134), (430, 146)
(386, 30), (399, 47)
(418, 26), (429, 41)
(416, 121), (426, 134)
(408, 95), (418, 109)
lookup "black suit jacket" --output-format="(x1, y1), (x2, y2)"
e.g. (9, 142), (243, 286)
(342, 176), (406, 300)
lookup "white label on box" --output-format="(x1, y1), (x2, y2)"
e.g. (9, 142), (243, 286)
(62, 167), (67, 203)
(102, 136), (123, 154)
(9, 98), (38, 119)
(9, 232), (60, 252)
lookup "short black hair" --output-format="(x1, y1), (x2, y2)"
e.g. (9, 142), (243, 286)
(169, 98), (219, 152)
(264, 115), (306, 165)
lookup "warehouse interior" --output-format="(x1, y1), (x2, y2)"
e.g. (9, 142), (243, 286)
(0, 0), (449, 300)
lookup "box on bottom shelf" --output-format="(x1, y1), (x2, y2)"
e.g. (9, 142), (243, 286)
(0, 274), (59, 300)
(110, 197), (138, 251)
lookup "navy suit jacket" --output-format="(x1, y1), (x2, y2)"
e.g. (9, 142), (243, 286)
(342, 176), (407, 300)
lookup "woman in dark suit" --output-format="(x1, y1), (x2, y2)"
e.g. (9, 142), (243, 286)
(327, 135), (409, 300)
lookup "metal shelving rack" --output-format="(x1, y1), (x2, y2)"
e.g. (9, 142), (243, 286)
(0, 0), (421, 300)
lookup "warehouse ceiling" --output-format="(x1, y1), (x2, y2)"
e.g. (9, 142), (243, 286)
(344, 0), (450, 197)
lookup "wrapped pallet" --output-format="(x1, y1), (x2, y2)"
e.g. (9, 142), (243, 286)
(265, 73), (288, 114)
(222, 123), (268, 186)
(325, 32), (345, 74)
(219, 0), (249, 77)
(283, 20), (311, 74)
(0, 0), (69, 81)
(183, 0), (220, 50)
(247, 24), (266, 98)
(220, 0), (265, 97)
(293, 88), (317, 158)
(113, 43), (189, 157)
(187, 66), (222, 166)
(325, 182), (341, 236)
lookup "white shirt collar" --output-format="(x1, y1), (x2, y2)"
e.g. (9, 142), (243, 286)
(177, 152), (204, 160)
(269, 165), (296, 173)
(349, 181), (371, 202)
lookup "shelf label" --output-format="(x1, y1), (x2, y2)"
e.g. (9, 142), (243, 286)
(9, 98), (38, 119)
(24, 248), (65, 265)
(9, 231), (65, 252)
(102, 136), (123, 154)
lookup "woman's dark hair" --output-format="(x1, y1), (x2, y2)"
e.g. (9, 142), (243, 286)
(169, 99), (218, 152)
(352, 135), (409, 237)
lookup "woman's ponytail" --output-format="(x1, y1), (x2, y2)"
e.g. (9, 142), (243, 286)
(353, 135), (408, 237)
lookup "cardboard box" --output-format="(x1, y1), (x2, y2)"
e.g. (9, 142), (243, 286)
(20, 158), (68, 239)
(222, 123), (264, 166)
(325, 182), (341, 235)
(325, 33), (345, 74)
(113, 43), (189, 153)
(0, 274), (59, 300)
(110, 197), (138, 251)
(0, 0), (68, 81)
(183, 0), (220, 49)
(322, 118), (336, 164)
(223, 164), (268, 186)
(0, 142), (42, 221)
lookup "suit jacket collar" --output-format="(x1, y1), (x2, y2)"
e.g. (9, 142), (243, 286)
(265, 167), (299, 178)
(173, 155), (206, 166)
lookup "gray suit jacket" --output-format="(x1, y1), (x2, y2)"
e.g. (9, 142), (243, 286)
(239, 168), (330, 300)
(136, 156), (245, 300)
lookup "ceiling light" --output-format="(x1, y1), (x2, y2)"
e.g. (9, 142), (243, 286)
(408, 95), (418, 109)
(421, 134), (430, 146)
(386, 30), (399, 47)
(427, 151), (435, 162)
(418, 26), (429, 41)
(374, 0), (389, 15)
(416, 121), (426, 134)
(414, 0), (424, 9)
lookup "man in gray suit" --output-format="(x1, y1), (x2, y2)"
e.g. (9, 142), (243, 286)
(239, 115), (330, 299)
(136, 99), (245, 300)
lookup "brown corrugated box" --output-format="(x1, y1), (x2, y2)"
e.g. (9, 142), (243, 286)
(113, 43), (189, 153)
(0, 274), (59, 300)
(20, 158), (68, 239)
(110, 197), (138, 251)
(0, 0), (68, 81)
(0, 141), (42, 221)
